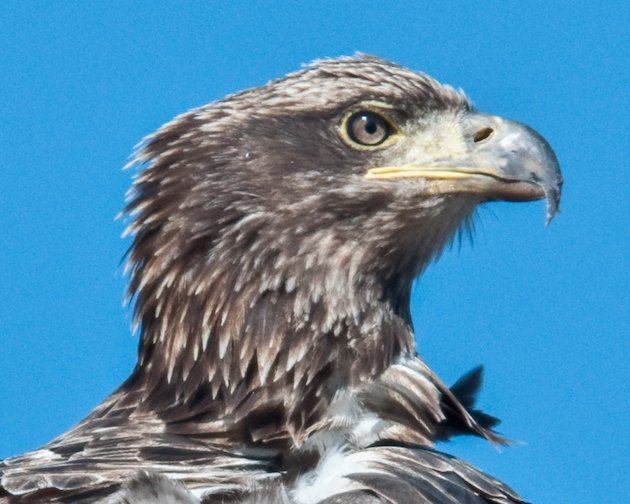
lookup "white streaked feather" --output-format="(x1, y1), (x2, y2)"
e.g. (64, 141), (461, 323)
(291, 449), (378, 504)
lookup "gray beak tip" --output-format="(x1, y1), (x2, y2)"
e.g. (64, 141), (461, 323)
(543, 174), (563, 226)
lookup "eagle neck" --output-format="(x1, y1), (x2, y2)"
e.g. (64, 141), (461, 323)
(122, 219), (425, 443)
(120, 193), (472, 444)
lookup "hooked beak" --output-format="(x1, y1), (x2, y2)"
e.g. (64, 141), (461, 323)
(365, 114), (563, 224)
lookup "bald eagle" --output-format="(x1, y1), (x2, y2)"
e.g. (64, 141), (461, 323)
(0, 55), (561, 503)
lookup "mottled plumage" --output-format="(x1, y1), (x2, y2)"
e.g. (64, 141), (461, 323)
(0, 55), (561, 503)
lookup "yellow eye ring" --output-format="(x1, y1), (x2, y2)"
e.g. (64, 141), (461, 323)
(338, 102), (402, 150)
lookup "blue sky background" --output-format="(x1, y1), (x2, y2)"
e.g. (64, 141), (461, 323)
(0, 2), (628, 502)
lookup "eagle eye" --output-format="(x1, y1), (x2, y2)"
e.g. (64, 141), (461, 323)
(346, 111), (391, 147)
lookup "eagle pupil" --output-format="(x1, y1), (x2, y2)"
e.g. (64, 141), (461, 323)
(365, 120), (377, 134)
(347, 111), (390, 146)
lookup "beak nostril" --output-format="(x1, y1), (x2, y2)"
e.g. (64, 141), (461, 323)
(473, 127), (494, 143)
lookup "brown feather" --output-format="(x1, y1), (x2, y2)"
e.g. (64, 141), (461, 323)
(1, 55), (542, 503)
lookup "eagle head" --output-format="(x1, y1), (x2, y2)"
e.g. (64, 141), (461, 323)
(121, 55), (561, 444)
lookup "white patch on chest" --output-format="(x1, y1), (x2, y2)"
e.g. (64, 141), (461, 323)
(291, 449), (378, 504)
(290, 390), (391, 503)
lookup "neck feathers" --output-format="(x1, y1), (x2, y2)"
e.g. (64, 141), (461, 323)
(124, 208), (420, 442)
(121, 137), (475, 443)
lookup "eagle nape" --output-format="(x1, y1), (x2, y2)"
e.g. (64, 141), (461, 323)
(0, 55), (561, 504)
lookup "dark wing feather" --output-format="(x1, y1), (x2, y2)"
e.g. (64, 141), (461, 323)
(81, 444), (527, 503)
(438, 366), (502, 441)
(344, 446), (527, 504)
(0, 396), (278, 502)
(107, 471), (199, 504)
(320, 493), (382, 504)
